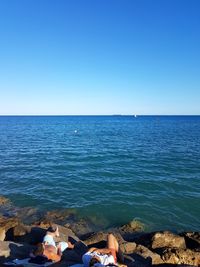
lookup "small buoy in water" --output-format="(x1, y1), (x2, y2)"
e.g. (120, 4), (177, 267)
(74, 130), (78, 133)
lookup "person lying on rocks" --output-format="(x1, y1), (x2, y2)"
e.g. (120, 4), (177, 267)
(43, 225), (74, 252)
(82, 233), (125, 267)
(30, 225), (74, 263)
(31, 242), (62, 263)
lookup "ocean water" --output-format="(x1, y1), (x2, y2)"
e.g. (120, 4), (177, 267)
(0, 115), (199, 231)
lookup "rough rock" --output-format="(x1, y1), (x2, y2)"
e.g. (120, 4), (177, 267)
(0, 196), (10, 206)
(0, 228), (5, 241)
(0, 216), (19, 242)
(43, 209), (77, 226)
(119, 220), (146, 244)
(0, 216), (19, 231)
(83, 231), (108, 246)
(15, 207), (43, 225)
(35, 209), (86, 237)
(69, 219), (95, 238)
(55, 225), (79, 243)
(119, 241), (137, 254)
(162, 248), (200, 266)
(181, 232), (200, 249)
(13, 223), (32, 237)
(121, 231), (155, 247)
(134, 244), (164, 265)
(152, 231), (186, 249)
(120, 220), (145, 234)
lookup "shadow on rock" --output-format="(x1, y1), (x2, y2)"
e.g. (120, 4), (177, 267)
(6, 226), (46, 245)
(0, 241), (34, 263)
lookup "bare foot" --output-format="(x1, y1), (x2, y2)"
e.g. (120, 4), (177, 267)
(68, 241), (74, 249)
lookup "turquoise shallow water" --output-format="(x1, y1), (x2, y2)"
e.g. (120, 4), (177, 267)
(0, 116), (199, 231)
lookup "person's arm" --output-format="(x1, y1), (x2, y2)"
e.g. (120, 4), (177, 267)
(67, 241), (75, 249)
(49, 247), (62, 262)
(57, 245), (62, 256)
(52, 253), (62, 263)
(92, 248), (113, 254)
(44, 250), (62, 263)
(88, 247), (97, 253)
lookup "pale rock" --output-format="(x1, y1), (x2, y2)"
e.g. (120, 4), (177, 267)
(119, 241), (137, 254)
(152, 231), (186, 249)
(0, 228), (5, 241)
(162, 248), (200, 266)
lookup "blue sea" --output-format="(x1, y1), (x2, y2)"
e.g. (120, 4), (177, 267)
(0, 116), (199, 231)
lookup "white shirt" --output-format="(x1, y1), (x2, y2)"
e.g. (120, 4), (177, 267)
(82, 251), (115, 267)
(43, 234), (56, 247)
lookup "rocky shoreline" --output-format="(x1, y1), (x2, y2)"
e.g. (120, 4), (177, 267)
(0, 195), (199, 267)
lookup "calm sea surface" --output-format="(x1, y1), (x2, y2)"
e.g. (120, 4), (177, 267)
(0, 116), (199, 231)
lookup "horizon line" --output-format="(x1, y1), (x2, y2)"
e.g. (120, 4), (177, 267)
(0, 114), (200, 117)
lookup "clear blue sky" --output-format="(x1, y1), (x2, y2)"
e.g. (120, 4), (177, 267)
(0, 0), (199, 115)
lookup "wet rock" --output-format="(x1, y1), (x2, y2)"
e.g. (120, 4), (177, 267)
(15, 207), (43, 225)
(69, 218), (95, 238)
(0, 196), (10, 206)
(43, 209), (77, 226)
(83, 231), (108, 246)
(0, 241), (34, 261)
(162, 248), (200, 266)
(120, 219), (144, 233)
(152, 231), (186, 249)
(119, 220), (145, 242)
(34, 220), (52, 229)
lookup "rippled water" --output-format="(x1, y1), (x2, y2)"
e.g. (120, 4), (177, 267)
(0, 116), (199, 231)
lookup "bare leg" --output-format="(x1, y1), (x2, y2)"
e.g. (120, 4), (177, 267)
(107, 234), (124, 263)
(55, 226), (59, 237)
(107, 234), (119, 252)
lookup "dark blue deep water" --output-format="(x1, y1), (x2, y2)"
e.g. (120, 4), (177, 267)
(0, 116), (199, 231)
